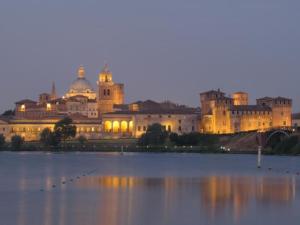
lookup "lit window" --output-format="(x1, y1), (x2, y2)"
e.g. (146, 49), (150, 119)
(167, 125), (171, 132)
(20, 104), (26, 112)
(46, 103), (51, 111)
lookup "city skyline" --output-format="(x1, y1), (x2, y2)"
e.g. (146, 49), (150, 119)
(1, 0), (299, 112)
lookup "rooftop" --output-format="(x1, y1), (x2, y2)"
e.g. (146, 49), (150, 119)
(230, 105), (272, 112)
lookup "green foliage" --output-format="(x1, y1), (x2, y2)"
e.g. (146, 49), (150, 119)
(0, 134), (5, 149)
(11, 135), (24, 150)
(77, 135), (87, 145)
(54, 117), (77, 142)
(138, 123), (168, 146)
(39, 117), (77, 147)
(40, 128), (60, 147)
(272, 136), (299, 154)
(170, 132), (218, 146)
(291, 143), (300, 155)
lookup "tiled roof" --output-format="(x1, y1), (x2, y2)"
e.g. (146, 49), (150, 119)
(105, 108), (199, 115)
(15, 99), (37, 105)
(230, 105), (272, 112)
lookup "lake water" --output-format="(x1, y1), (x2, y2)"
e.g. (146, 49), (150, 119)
(0, 152), (300, 225)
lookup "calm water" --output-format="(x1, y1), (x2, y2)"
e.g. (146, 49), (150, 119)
(0, 152), (300, 225)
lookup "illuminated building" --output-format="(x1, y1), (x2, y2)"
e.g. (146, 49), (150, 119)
(0, 65), (294, 141)
(97, 64), (124, 114)
(200, 89), (292, 134)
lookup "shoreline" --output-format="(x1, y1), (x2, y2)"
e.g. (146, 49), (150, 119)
(0, 148), (296, 156)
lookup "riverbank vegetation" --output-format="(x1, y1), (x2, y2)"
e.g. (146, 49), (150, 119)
(268, 135), (300, 155)
(0, 120), (299, 155)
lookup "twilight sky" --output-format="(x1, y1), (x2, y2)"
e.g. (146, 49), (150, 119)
(0, 0), (299, 112)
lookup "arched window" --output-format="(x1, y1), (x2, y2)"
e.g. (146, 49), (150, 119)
(107, 89), (110, 96)
(112, 121), (120, 133)
(104, 121), (112, 132)
(103, 89), (106, 96)
(129, 121), (133, 133)
(121, 121), (128, 133)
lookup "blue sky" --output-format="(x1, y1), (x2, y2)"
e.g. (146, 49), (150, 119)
(0, 0), (299, 112)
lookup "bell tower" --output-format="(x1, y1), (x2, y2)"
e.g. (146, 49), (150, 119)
(97, 64), (124, 115)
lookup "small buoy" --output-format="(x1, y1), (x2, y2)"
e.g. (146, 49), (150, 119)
(40, 189), (44, 192)
(286, 171), (290, 173)
(62, 181), (66, 184)
(77, 176), (80, 179)
(70, 179), (73, 182)
(296, 172), (299, 175)
(52, 185), (56, 188)
(268, 167), (272, 170)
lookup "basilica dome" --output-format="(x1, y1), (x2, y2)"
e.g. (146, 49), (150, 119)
(66, 66), (97, 100)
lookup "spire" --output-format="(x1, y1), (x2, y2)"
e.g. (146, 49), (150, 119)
(51, 81), (57, 100)
(99, 63), (113, 83)
(102, 62), (110, 74)
(77, 65), (85, 78)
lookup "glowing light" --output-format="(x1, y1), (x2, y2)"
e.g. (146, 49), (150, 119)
(112, 121), (120, 133)
(121, 121), (128, 133)
(20, 104), (26, 112)
(46, 103), (51, 111)
(104, 121), (112, 132)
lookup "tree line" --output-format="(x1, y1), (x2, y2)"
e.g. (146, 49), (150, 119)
(138, 123), (219, 147)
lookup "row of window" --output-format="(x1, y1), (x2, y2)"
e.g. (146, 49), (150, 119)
(146, 115), (173, 119)
(231, 111), (271, 115)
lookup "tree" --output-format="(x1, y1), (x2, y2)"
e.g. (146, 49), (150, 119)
(77, 135), (87, 145)
(40, 128), (60, 147)
(138, 123), (168, 146)
(169, 132), (218, 146)
(169, 133), (179, 143)
(272, 136), (299, 154)
(54, 117), (77, 142)
(0, 134), (5, 149)
(11, 135), (24, 150)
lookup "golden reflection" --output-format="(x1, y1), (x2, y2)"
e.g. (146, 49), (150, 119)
(200, 176), (296, 221)
(76, 175), (296, 223)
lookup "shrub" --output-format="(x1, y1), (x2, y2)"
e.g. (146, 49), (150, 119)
(138, 123), (168, 146)
(77, 135), (87, 145)
(273, 136), (299, 154)
(0, 134), (5, 149)
(40, 128), (60, 147)
(11, 135), (24, 150)
(169, 132), (219, 146)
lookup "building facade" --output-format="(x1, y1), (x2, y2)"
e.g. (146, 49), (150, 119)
(200, 90), (292, 134)
(0, 65), (294, 141)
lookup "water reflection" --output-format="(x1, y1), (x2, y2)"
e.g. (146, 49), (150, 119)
(11, 174), (298, 225)
(75, 175), (296, 224)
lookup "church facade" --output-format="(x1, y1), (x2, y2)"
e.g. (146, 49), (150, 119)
(0, 65), (293, 141)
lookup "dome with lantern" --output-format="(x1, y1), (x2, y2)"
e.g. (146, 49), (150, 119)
(66, 66), (96, 100)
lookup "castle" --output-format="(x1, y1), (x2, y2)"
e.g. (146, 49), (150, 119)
(0, 65), (293, 141)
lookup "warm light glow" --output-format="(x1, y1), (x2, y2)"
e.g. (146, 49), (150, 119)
(20, 104), (26, 112)
(104, 121), (112, 132)
(112, 121), (120, 133)
(129, 121), (133, 133)
(46, 103), (51, 111)
(121, 121), (128, 133)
